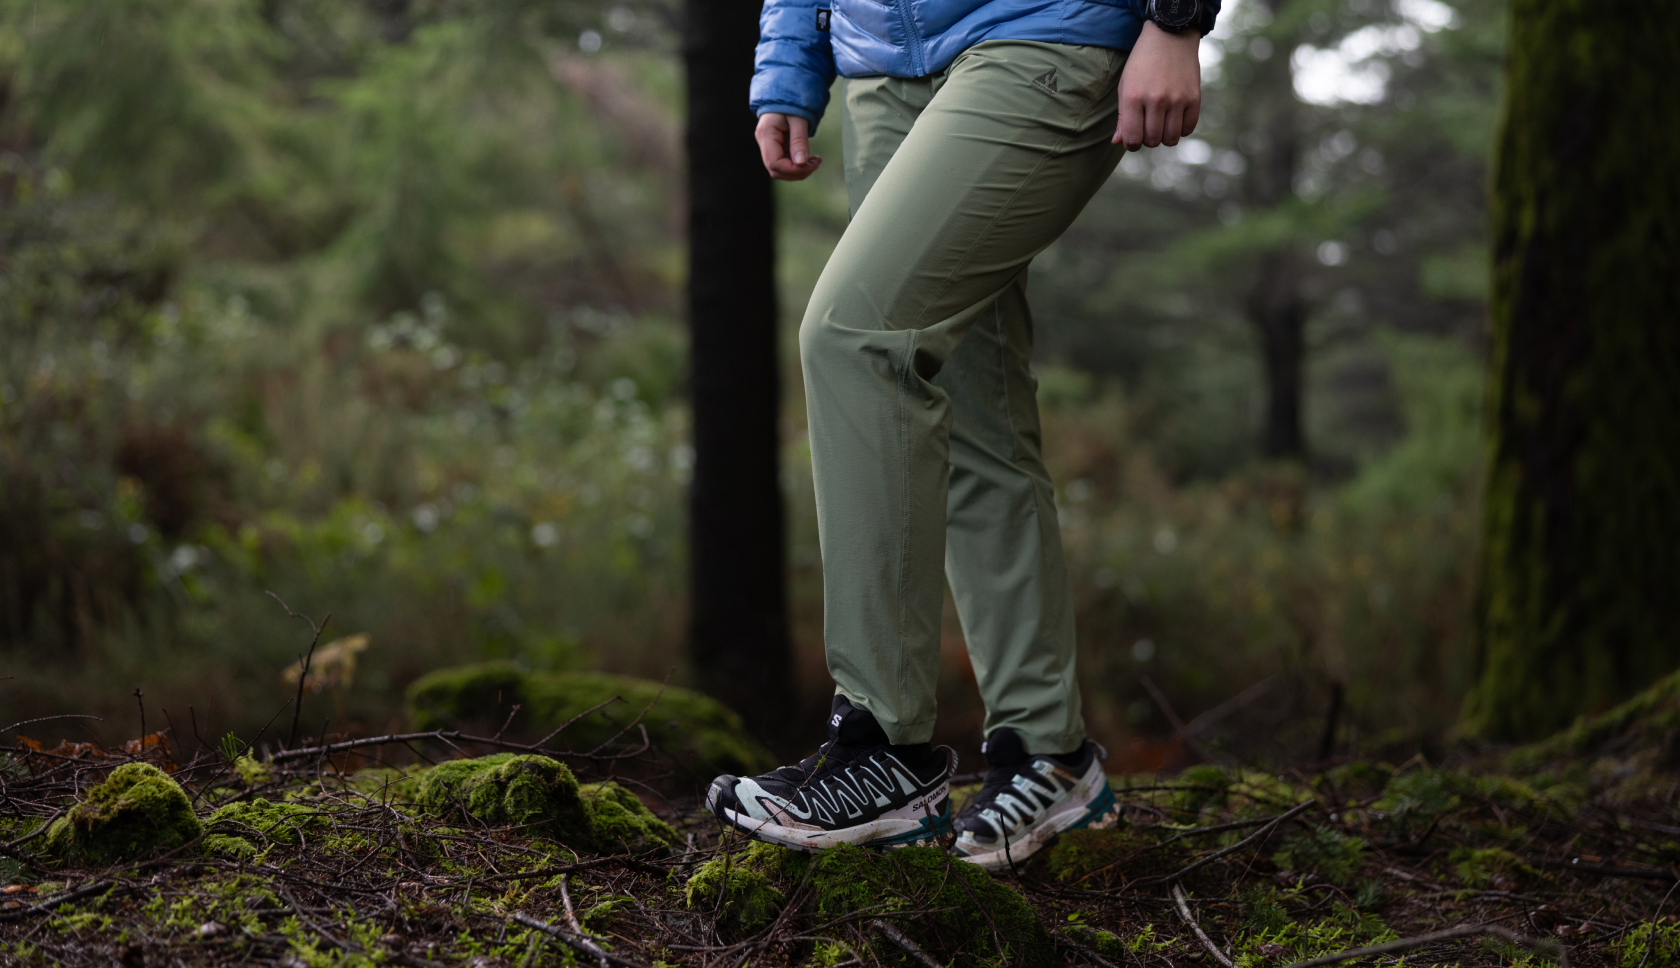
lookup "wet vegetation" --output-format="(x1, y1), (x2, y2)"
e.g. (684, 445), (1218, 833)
(6, 675), (1680, 966)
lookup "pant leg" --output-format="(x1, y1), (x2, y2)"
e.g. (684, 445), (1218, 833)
(804, 40), (1127, 746)
(936, 275), (1086, 755)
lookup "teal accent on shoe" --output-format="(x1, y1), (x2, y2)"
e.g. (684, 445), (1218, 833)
(1068, 781), (1117, 830)
(863, 805), (953, 847)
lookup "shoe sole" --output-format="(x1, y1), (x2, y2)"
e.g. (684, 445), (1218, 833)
(951, 759), (1119, 871)
(712, 782), (953, 852)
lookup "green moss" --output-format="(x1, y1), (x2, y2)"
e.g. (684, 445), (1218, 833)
(807, 844), (1051, 967)
(1445, 847), (1537, 888)
(684, 842), (799, 935)
(1619, 921), (1680, 968)
(405, 662), (776, 776)
(419, 752), (591, 843)
(206, 798), (324, 848)
(203, 834), (260, 860)
(341, 765), (428, 802)
(1172, 765), (1233, 817)
(43, 762), (203, 866)
(1041, 828), (1159, 883)
(233, 755), (273, 788)
(1271, 826), (1365, 885)
(1507, 669), (1680, 773)
(415, 753), (672, 854)
(579, 781), (677, 852)
(685, 843), (1048, 963)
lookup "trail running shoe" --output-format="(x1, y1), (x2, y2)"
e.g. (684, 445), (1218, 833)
(948, 728), (1117, 871)
(706, 696), (955, 851)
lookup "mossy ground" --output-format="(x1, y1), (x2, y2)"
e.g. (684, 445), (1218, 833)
(7, 682), (1680, 966)
(405, 661), (778, 777)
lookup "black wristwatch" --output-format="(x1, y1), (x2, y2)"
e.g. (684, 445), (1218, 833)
(1144, 0), (1207, 34)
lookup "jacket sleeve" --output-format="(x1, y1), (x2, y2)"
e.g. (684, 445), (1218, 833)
(748, 0), (837, 131)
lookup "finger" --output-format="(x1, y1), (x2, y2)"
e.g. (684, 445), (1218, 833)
(1182, 96), (1201, 138)
(1117, 94), (1145, 150)
(1162, 104), (1184, 147)
(788, 117), (811, 166)
(756, 116), (789, 173)
(768, 156), (823, 181)
(1143, 97), (1165, 148)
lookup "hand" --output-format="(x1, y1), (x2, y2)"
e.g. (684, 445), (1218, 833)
(756, 112), (823, 180)
(1114, 22), (1202, 150)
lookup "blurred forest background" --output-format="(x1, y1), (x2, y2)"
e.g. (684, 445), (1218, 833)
(0, 0), (1504, 768)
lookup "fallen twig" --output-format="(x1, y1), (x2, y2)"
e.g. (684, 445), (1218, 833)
(1528, 857), (1677, 882)
(1281, 923), (1570, 968)
(562, 873), (611, 968)
(1173, 884), (1236, 968)
(268, 697), (626, 764)
(871, 919), (943, 968)
(1125, 799), (1316, 889)
(512, 911), (652, 968)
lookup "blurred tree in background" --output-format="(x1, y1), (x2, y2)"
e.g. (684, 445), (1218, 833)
(0, 0), (1535, 764)
(684, 0), (795, 739)
(1463, 0), (1680, 740)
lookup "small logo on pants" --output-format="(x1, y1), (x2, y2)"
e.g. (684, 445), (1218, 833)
(1032, 68), (1059, 94)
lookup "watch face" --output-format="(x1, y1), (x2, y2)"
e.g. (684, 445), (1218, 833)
(1155, 0), (1197, 27)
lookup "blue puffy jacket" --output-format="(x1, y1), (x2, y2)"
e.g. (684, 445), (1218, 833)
(750, 0), (1219, 128)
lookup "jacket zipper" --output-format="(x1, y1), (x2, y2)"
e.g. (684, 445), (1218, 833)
(892, 0), (927, 75)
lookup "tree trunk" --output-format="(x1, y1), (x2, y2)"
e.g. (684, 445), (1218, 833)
(683, 0), (796, 744)
(1462, 0), (1680, 740)
(1239, 0), (1308, 462)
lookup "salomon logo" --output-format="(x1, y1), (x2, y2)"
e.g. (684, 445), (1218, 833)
(815, 8), (831, 30)
(831, 713), (843, 727)
(1032, 68), (1058, 94)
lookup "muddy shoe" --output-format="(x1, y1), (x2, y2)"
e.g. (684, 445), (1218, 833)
(948, 729), (1116, 871)
(705, 696), (954, 851)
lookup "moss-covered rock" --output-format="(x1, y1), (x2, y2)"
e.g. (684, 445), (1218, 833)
(44, 763), (203, 866)
(579, 780), (678, 852)
(685, 842), (1051, 964)
(405, 662), (776, 776)
(416, 753), (674, 853)
(684, 841), (798, 935)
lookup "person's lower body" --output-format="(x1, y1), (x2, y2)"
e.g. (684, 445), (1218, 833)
(710, 40), (1126, 863)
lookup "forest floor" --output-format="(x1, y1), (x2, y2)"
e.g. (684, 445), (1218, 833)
(2, 697), (1679, 968)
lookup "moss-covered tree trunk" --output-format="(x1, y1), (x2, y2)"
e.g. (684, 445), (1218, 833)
(1463, 0), (1680, 740)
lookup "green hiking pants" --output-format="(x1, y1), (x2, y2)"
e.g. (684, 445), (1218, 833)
(803, 40), (1128, 754)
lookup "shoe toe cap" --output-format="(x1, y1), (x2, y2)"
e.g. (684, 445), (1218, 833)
(706, 775), (742, 817)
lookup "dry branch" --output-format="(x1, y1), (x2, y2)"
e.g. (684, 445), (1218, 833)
(871, 919), (943, 968)
(1281, 923), (1570, 968)
(1173, 885), (1237, 968)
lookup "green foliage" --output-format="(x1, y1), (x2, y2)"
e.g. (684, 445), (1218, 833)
(1445, 847), (1535, 888)
(406, 662), (776, 776)
(1618, 921), (1680, 968)
(1240, 885), (1289, 932)
(1271, 826), (1365, 885)
(43, 763), (203, 866)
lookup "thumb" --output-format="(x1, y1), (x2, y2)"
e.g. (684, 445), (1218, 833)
(789, 116), (811, 165)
